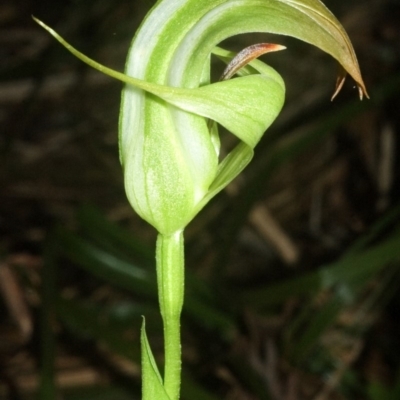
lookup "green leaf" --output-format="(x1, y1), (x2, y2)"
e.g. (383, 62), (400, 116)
(141, 320), (172, 400)
(57, 297), (143, 362)
(54, 227), (157, 298)
(368, 382), (393, 400)
(76, 204), (154, 266)
(241, 231), (400, 308)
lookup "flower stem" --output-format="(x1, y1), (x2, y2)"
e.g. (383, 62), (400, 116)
(156, 231), (184, 400)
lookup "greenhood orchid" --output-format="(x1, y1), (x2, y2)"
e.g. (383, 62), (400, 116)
(34, 0), (367, 398)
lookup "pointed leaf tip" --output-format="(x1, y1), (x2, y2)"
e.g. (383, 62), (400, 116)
(331, 65), (369, 101)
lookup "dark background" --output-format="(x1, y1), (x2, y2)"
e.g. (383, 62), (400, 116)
(1, 0), (400, 399)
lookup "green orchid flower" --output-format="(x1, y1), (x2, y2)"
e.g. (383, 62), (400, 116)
(34, 0), (367, 398)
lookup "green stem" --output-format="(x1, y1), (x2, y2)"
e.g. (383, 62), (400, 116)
(156, 231), (184, 400)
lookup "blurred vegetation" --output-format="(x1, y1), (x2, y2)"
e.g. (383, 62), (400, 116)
(1, 0), (400, 399)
